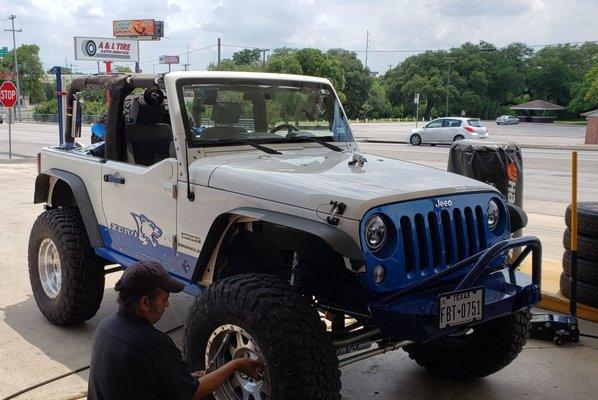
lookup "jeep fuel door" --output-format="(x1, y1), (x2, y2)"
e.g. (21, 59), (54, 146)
(100, 159), (178, 265)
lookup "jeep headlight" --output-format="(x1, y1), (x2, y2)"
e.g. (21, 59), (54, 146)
(487, 199), (500, 230)
(365, 215), (387, 251)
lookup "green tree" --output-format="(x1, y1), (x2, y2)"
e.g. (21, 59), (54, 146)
(360, 79), (390, 118)
(265, 48), (302, 74)
(385, 50), (452, 119)
(327, 49), (371, 119)
(569, 65), (598, 114)
(0, 44), (46, 103)
(232, 49), (262, 66)
(114, 65), (133, 73)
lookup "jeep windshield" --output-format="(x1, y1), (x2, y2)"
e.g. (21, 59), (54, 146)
(179, 80), (354, 147)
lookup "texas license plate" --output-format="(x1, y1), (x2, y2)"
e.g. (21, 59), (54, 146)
(438, 287), (484, 329)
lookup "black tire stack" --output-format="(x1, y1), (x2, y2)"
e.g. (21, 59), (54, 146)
(560, 202), (598, 307)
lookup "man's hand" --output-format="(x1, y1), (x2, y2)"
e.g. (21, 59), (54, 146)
(191, 370), (206, 380)
(233, 358), (264, 380)
(192, 359), (265, 399)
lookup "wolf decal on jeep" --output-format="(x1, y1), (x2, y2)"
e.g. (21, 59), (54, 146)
(131, 213), (163, 247)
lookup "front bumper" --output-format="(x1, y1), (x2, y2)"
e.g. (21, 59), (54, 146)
(368, 236), (542, 342)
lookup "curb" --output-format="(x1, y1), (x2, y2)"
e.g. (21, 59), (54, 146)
(539, 293), (598, 323)
(520, 258), (598, 323)
(356, 138), (598, 152)
(0, 158), (36, 164)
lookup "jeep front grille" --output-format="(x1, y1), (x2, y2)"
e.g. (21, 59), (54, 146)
(399, 206), (488, 275)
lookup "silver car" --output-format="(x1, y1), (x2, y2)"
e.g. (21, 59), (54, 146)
(409, 117), (488, 146)
(496, 115), (519, 125)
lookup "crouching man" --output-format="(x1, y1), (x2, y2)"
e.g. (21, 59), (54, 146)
(88, 260), (262, 399)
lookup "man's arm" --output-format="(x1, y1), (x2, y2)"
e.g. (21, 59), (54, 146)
(192, 358), (262, 400)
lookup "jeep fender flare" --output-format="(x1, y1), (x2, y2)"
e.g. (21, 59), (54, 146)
(194, 207), (364, 284)
(34, 169), (104, 247)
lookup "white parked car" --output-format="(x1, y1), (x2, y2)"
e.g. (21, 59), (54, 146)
(496, 115), (519, 125)
(409, 117), (488, 146)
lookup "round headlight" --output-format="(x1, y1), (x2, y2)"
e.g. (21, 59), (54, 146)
(365, 215), (387, 251)
(487, 199), (500, 230)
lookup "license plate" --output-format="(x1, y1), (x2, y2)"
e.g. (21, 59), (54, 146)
(438, 287), (484, 329)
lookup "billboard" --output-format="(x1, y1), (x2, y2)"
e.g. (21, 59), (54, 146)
(113, 20), (164, 40)
(74, 37), (140, 62)
(159, 55), (180, 64)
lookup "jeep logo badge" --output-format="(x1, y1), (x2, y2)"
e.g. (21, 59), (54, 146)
(434, 199), (453, 209)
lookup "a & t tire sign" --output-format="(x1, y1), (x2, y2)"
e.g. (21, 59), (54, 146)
(0, 81), (17, 108)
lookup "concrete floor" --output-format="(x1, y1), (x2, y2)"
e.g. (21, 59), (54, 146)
(1, 123), (597, 399)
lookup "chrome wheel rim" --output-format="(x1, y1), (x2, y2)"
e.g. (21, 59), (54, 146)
(411, 135), (421, 145)
(206, 324), (271, 400)
(38, 238), (61, 298)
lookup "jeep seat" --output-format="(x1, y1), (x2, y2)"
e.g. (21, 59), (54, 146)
(124, 98), (176, 166)
(200, 102), (247, 140)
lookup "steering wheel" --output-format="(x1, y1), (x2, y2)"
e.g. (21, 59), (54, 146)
(269, 123), (299, 134)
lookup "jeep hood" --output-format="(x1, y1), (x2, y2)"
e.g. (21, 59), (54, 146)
(191, 150), (495, 220)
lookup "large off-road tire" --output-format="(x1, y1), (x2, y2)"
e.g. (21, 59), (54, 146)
(565, 202), (598, 238)
(563, 229), (598, 260)
(560, 272), (598, 307)
(405, 310), (531, 380)
(183, 274), (341, 400)
(563, 251), (598, 284)
(28, 208), (105, 325)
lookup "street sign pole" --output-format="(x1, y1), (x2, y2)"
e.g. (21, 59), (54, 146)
(414, 93), (420, 129)
(0, 81), (18, 157)
(8, 107), (12, 159)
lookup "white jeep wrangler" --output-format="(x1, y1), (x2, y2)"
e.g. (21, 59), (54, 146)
(30, 72), (541, 400)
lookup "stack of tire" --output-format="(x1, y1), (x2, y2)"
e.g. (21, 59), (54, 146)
(561, 202), (598, 307)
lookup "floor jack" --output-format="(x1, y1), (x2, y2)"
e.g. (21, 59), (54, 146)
(529, 152), (595, 345)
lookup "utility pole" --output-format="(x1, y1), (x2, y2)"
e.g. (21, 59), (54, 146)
(259, 48), (270, 67)
(365, 30), (371, 70)
(65, 58), (74, 86)
(217, 38), (221, 68)
(445, 59), (455, 117)
(151, 63), (156, 74)
(183, 44), (191, 71)
(5, 15), (22, 120)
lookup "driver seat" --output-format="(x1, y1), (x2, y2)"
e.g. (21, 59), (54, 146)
(124, 98), (175, 166)
(200, 102), (246, 140)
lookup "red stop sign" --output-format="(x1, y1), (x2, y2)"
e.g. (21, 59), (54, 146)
(0, 81), (18, 108)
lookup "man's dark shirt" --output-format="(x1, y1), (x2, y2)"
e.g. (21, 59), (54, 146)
(88, 310), (199, 400)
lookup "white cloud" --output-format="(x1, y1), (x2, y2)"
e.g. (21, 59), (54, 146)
(1, 0), (595, 75)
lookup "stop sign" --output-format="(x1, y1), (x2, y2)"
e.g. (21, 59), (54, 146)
(0, 81), (18, 108)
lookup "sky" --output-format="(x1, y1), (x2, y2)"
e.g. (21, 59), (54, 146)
(0, 0), (597, 75)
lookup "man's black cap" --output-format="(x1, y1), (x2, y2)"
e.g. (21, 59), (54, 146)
(115, 261), (185, 294)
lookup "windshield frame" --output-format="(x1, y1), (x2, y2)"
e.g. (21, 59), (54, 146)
(175, 77), (354, 148)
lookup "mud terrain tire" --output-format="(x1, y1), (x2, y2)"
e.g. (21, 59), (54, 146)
(405, 310), (531, 380)
(565, 202), (598, 238)
(560, 272), (598, 307)
(28, 208), (105, 325)
(563, 251), (598, 285)
(183, 274), (341, 400)
(563, 229), (598, 260)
